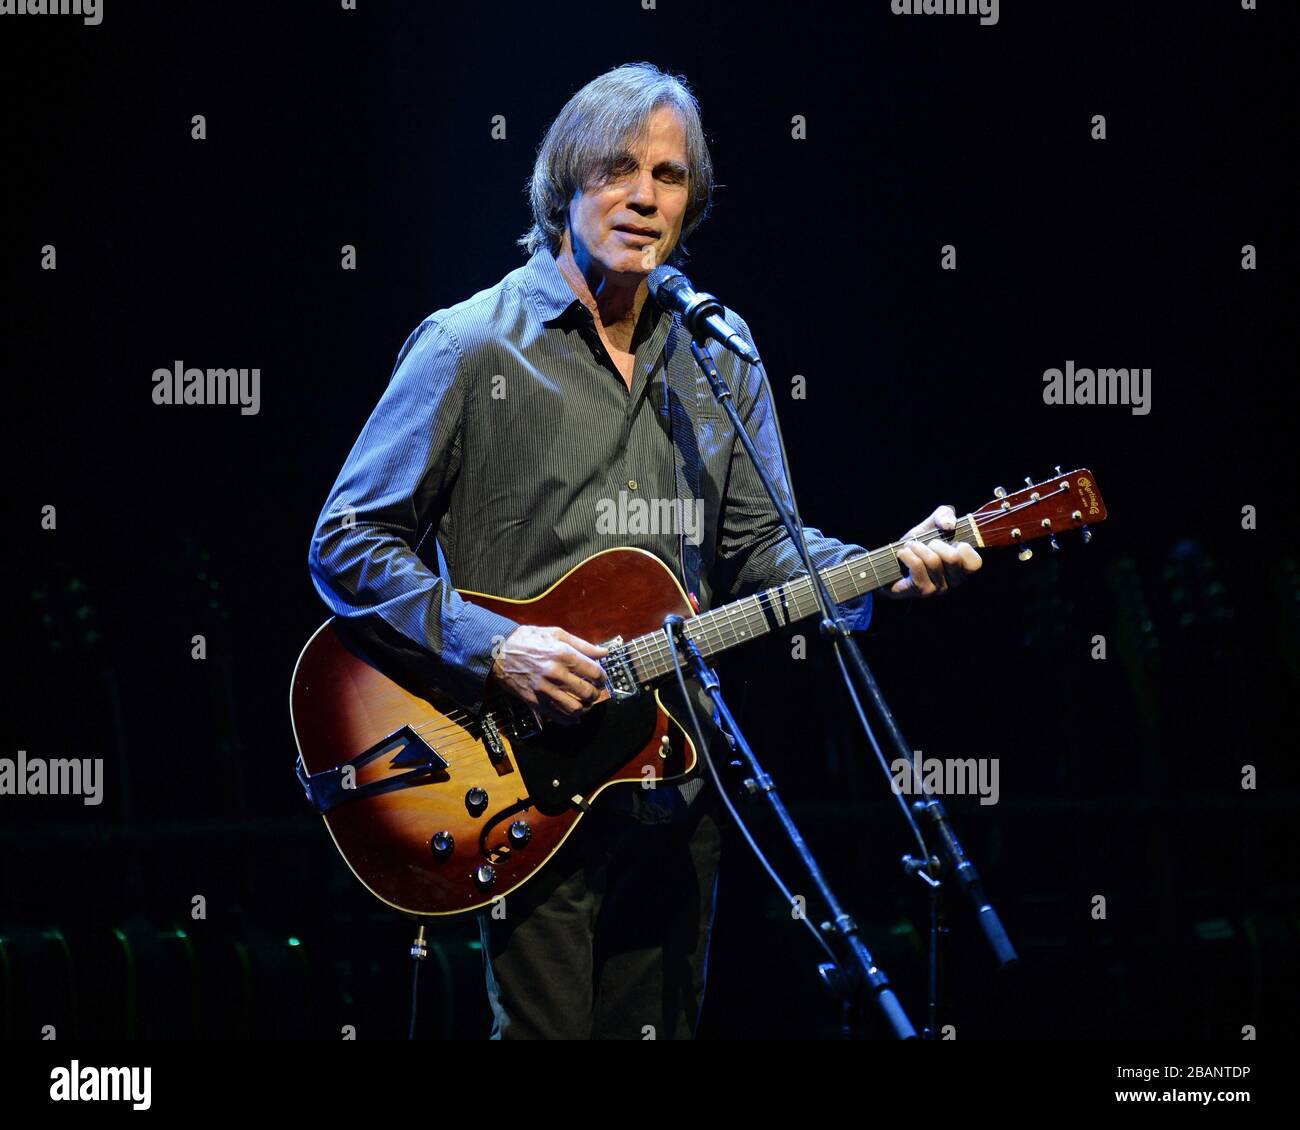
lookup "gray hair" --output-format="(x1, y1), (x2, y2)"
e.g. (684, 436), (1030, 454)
(517, 62), (715, 263)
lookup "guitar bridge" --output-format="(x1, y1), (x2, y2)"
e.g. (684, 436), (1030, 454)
(601, 636), (640, 701)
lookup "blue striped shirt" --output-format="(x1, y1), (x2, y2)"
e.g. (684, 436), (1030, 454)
(309, 246), (871, 818)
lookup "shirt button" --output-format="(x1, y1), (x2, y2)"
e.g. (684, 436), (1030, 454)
(627, 479), (638, 490)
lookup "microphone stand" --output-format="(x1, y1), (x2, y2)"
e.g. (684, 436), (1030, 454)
(664, 612), (917, 1039)
(682, 335), (1018, 1038)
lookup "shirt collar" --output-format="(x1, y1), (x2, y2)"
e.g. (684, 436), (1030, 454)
(523, 245), (586, 322)
(523, 245), (674, 347)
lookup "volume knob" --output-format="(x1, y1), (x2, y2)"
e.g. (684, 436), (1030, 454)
(431, 831), (454, 857)
(508, 820), (532, 847)
(474, 864), (496, 889)
(465, 787), (489, 814)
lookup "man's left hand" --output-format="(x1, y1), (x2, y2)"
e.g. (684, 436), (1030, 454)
(885, 504), (982, 599)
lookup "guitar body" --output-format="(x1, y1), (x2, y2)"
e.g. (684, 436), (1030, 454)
(290, 547), (699, 918)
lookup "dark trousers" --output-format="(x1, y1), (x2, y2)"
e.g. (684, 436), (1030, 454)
(476, 790), (723, 1040)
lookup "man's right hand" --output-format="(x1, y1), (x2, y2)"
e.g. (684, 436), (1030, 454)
(489, 625), (609, 725)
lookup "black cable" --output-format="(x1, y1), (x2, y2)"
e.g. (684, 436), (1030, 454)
(664, 623), (841, 967)
(408, 954), (420, 1040)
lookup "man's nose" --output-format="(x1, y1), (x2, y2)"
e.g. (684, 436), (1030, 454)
(625, 170), (657, 211)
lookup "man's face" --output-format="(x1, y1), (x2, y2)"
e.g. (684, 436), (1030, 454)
(565, 106), (690, 280)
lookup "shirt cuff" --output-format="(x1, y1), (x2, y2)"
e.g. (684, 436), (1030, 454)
(443, 603), (522, 714)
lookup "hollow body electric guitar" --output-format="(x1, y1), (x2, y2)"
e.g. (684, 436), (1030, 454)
(291, 469), (1107, 917)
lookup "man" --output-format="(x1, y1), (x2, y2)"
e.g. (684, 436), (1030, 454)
(308, 62), (981, 1040)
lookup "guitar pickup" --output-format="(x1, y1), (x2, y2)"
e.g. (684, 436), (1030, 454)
(480, 712), (507, 763)
(601, 636), (640, 701)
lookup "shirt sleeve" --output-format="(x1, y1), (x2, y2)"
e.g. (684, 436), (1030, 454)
(712, 315), (873, 633)
(308, 317), (521, 713)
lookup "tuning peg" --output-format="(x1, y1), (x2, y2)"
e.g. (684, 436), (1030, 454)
(993, 485), (1007, 499)
(1054, 465), (1062, 476)
(1081, 525), (1092, 544)
(1018, 546), (1033, 562)
(1049, 534), (1060, 551)
(1024, 476), (1034, 487)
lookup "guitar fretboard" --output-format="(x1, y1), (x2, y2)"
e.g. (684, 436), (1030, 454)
(623, 515), (980, 686)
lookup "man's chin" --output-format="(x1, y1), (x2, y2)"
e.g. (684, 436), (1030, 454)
(605, 250), (659, 278)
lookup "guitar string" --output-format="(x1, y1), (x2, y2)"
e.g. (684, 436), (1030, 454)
(392, 499), (1074, 759)
(400, 499), (1071, 754)
(620, 489), (1073, 678)
(636, 487), (1072, 674)
(399, 519), (975, 750)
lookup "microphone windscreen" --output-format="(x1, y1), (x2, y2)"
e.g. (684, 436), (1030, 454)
(646, 265), (685, 306)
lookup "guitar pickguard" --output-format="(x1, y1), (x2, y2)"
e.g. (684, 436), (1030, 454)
(512, 693), (660, 815)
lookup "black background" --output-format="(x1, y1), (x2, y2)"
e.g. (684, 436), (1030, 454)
(4, 0), (1297, 1040)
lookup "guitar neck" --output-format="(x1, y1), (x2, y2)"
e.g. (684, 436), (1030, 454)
(627, 514), (983, 685)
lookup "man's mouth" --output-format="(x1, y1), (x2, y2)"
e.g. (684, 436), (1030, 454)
(613, 225), (659, 238)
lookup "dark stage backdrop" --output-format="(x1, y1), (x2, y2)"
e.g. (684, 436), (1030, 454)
(4, 0), (1297, 1042)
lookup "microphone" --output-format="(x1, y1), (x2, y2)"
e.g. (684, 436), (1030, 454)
(646, 266), (762, 366)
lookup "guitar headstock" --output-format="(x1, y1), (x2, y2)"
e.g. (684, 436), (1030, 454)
(972, 468), (1107, 560)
